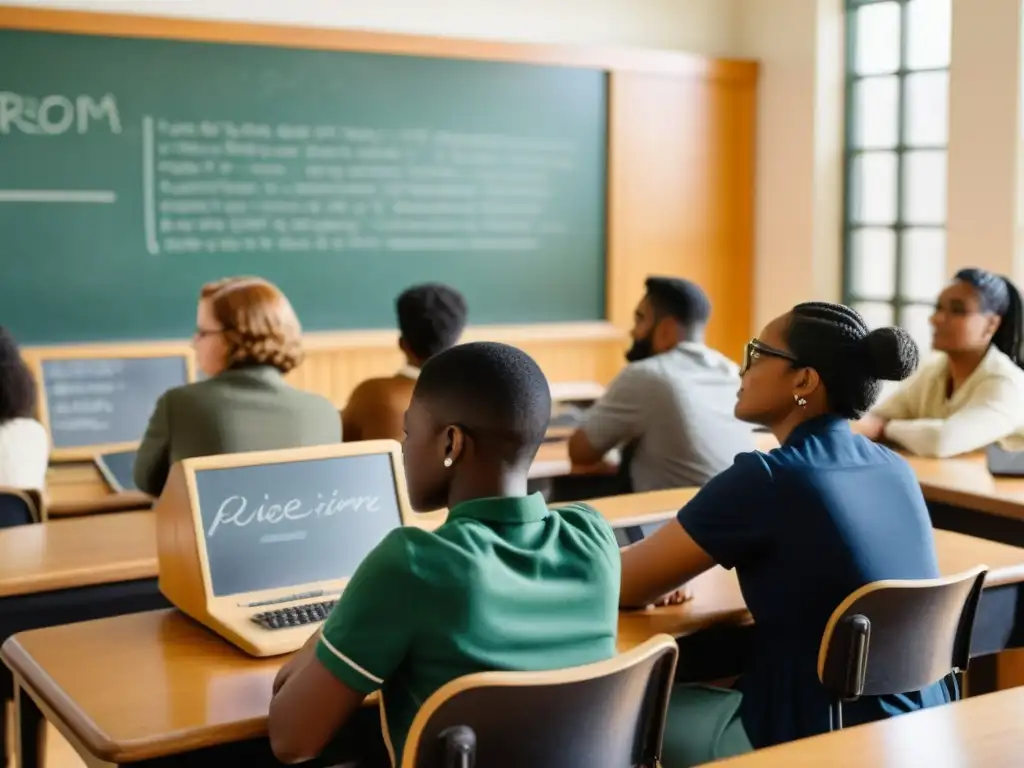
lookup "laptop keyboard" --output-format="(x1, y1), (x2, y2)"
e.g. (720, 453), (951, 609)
(251, 599), (338, 630)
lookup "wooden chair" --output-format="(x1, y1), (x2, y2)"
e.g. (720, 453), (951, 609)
(0, 487), (46, 528)
(401, 634), (679, 768)
(818, 566), (987, 731)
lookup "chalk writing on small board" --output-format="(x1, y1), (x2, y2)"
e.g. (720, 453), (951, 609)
(193, 452), (404, 596)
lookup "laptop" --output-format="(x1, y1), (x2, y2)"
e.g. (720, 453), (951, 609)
(985, 443), (1024, 477)
(95, 449), (139, 492)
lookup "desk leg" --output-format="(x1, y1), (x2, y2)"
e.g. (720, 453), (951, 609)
(13, 683), (44, 768)
(1, 662), (10, 767)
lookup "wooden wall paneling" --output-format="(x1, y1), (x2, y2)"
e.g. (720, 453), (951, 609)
(606, 66), (757, 362)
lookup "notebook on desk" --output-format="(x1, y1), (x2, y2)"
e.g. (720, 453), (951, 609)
(986, 443), (1024, 477)
(95, 449), (139, 492)
(154, 440), (415, 657)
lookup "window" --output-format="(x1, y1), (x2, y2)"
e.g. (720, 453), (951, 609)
(843, 0), (952, 353)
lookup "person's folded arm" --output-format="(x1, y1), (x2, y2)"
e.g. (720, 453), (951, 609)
(568, 368), (647, 465)
(268, 531), (418, 764)
(883, 377), (1024, 458)
(133, 392), (171, 496)
(620, 452), (774, 608)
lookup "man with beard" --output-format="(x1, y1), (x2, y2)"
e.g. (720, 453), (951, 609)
(569, 276), (753, 490)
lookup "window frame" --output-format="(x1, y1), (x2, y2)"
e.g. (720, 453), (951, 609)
(842, 0), (950, 334)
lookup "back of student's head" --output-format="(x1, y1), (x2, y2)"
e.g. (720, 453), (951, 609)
(402, 342), (551, 510)
(786, 303), (918, 418)
(199, 277), (303, 375)
(396, 284), (468, 363)
(645, 276), (711, 329)
(950, 268), (1024, 368)
(0, 327), (36, 424)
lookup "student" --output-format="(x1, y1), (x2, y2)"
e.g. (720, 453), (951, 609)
(268, 342), (619, 766)
(618, 303), (948, 767)
(134, 277), (340, 496)
(0, 327), (48, 490)
(856, 268), (1024, 457)
(569, 276), (753, 490)
(343, 283), (467, 442)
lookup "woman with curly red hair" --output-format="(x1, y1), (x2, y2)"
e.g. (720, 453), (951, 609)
(134, 277), (340, 496)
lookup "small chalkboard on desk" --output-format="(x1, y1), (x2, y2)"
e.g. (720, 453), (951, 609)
(95, 449), (139, 493)
(29, 345), (194, 461)
(155, 441), (414, 657)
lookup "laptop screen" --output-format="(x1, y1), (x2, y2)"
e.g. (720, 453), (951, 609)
(193, 451), (404, 597)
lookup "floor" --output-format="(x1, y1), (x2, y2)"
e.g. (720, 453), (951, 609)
(5, 712), (85, 768)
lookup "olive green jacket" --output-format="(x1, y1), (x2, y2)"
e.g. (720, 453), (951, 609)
(134, 365), (341, 496)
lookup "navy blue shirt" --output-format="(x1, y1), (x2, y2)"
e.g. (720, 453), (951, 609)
(677, 415), (950, 748)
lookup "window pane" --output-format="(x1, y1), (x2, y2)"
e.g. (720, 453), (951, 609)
(902, 304), (935, 357)
(905, 72), (948, 146)
(906, 0), (952, 70)
(850, 228), (896, 299)
(902, 151), (947, 224)
(852, 152), (898, 224)
(853, 302), (896, 330)
(900, 229), (946, 301)
(853, 77), (899, 149)
(854, 3), (901, 75)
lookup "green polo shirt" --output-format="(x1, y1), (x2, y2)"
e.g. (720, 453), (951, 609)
(315, 493), (620, 763)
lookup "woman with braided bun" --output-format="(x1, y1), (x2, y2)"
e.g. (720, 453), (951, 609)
(134, 277), (340, 496)
(857, 268), (1024, 457)
(619, 303), (949, 766)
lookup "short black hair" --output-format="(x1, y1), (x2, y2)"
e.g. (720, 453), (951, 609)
(414, 341), (551, 465)
(955, 268), (1024, 369)
(396, 284), (468, 361)
(786, 302), (919, 419)
(645, 276), (711, 328)
(0, 327), (36, 423)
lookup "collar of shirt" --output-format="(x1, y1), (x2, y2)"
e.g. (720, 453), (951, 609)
(785, 414), (849, 445)
(446, 492), (550, 525)
(396, 365), (420, 380)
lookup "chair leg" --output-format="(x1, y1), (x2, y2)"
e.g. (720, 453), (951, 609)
(829, 700), (844, 732)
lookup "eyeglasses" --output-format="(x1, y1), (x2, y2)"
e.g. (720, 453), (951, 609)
(194, 327), (223, 339)
(740, 339), (800, 375)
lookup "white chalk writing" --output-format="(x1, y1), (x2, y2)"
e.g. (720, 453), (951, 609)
(206, 491), (382, 538)
(0, 92), (121, 137)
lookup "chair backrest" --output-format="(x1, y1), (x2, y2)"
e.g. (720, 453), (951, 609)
(402, 634), (679, 768)
(0, 487), (45, 528)
(818, 566), (987, 699)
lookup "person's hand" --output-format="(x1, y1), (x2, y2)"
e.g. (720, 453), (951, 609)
(854, 414), (888, 442)
(650, 584), (694, 608)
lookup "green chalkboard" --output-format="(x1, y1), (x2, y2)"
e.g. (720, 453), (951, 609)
(0, 30), (607, 344)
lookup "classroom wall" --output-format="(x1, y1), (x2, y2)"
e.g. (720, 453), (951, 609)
(2, 0), (740, 53)
(734, 0), (845, 331)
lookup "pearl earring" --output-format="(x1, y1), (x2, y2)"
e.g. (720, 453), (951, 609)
(794, 394), (807, 407)
(443, 457), (453, 467)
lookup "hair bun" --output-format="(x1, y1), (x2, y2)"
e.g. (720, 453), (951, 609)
(863, 327), (919, 381)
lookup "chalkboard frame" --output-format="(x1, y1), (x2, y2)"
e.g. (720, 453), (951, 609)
(155, 440), (418, 656)
(25, 341), (196, 462)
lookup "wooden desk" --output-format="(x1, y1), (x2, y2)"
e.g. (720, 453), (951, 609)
(908, 454), (1024, 521)
(0, 512), (157, 598)
(4, 520), (1023, 767)
(45, 463), (152, 518)
(715, 685), (1024, 767)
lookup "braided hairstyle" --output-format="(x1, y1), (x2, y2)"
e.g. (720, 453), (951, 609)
(786, 303), (919, 419)
(954, 268), (1024, 369)
(200, 277), (304, 374)
(0, 327), (35, 423)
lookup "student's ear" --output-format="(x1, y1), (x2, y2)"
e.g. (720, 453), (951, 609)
(445, 425), (466, 466)
(983, 313), (1002, 344)
(792, 367), (820, 403)
(652, 316), (682, 353)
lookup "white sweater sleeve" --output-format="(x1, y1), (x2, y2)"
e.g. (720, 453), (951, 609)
(870, 365), (932, 421)
(883, 376), (1024, 458)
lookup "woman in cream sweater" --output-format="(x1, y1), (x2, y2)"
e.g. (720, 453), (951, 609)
(856, 268), (1024, 457)
(0, 327), (48, 490)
